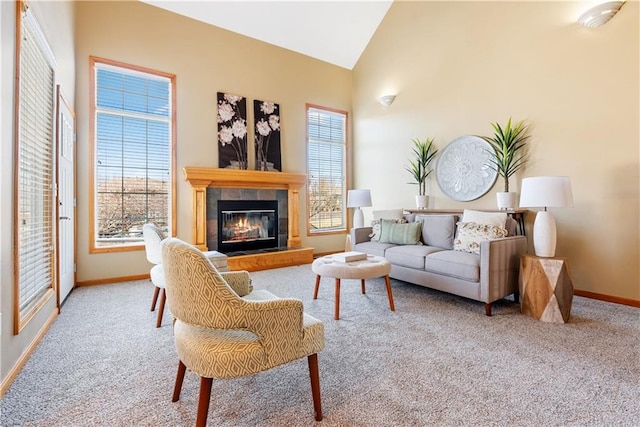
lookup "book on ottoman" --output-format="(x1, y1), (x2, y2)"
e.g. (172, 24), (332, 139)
(333, 251), (367, 263)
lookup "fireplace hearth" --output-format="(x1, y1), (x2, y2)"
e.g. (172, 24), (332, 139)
(218, 200), (278, 253)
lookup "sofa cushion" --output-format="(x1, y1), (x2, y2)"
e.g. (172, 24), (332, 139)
(379, 220), (422, 245)
(352, 241), (395, 257)
(462, 209), (507, 228)
(425, 250), (480, 282)
(453, 221), (508, 254)
(385, 245), (446, 269)
(415, 214), (457, 249)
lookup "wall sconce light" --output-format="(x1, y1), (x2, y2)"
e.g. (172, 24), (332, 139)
(379, 95), (396, 107)
(577, 1), (624, 28)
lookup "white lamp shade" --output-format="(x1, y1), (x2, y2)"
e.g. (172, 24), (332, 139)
(519, 176), (573, 209)
(347, 189), (372, 208)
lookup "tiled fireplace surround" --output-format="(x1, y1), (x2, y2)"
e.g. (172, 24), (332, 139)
(183, 167), (313, 271)
(206, 187), (289, 252)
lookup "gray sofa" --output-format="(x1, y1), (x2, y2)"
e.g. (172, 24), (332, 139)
(350, 211), (527, 316)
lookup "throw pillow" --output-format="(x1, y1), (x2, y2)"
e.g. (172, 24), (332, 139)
(379, 219), (423, 245)
(462, 209), (507, 228)
(369, 218), (406, 242)
(415, 214), (457, 249)
(453, 221), (508, 254)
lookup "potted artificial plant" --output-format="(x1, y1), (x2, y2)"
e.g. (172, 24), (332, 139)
(405, 137), (438, 209)
(482, 118), (530, 209)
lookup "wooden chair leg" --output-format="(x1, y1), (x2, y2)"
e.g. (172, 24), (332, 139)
(334, 278), (341, 320)
(308, 353), (323, 421)
(361, 279), (366, 294)
(313, 275), (321, 299)
(150, 286), (160, 311)
(156, 288), (166, 328)
(384, 275), (395, 312)
(513, 291), (520, 303)
(172, 360), (187, 402)
(485, 303), (492, 316)
(196, 377), (213, 427)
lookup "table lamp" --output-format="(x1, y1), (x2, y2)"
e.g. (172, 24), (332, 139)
(519, 176), (573, 257)
(347, 189), (372, 228)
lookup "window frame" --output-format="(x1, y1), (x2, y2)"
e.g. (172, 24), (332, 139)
(13, 0), (57, 334)
(89, 56), (177, 254)
(305, 104), (349, 236)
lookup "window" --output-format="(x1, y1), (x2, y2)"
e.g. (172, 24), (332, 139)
(306, 105), (347, 234)
(90, 57), (176, 252)
(14, 1), (56, 333)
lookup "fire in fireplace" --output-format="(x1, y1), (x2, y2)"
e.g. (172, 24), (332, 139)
(217, 200), (278, 253)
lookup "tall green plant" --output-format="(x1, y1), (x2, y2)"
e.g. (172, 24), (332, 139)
(482, 118), (530, 192)
(404, 138), (438, 196)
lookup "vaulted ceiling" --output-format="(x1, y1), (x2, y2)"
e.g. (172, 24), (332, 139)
(140, 0), (394, 69)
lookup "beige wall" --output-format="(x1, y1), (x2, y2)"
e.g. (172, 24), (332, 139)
(353, 1), (639, 300)
(74, 1), (352, 282)
(1, 0), (76, 386)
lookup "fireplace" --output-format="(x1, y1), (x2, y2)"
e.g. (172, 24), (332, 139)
(183, 167), (313, 271)
(218, 200), (278, 253)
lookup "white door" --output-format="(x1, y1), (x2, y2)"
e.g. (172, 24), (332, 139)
(56, 87), (75, 306)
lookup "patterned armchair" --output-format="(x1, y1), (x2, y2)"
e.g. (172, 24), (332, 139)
(143, 223), (237, 328)
(161, 238), (325, 426)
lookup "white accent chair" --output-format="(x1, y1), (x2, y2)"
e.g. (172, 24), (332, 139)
(142, 223), (230, 327)
(142, 223), (169, 328)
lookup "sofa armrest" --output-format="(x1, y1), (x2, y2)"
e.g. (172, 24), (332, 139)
(479, 236), (527, 304)
(351, 227), (373, 245)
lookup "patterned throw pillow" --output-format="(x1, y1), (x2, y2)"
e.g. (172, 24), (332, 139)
(453, 221), (508, 254)
(369, 218), (406, 242)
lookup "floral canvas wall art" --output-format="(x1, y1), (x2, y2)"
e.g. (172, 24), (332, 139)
(217, 92), (248, 169)
(254, 100), (281, 171)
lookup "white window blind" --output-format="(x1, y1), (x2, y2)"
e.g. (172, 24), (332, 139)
(93, 61), (173, 247)
(16, 5), (56, 317)
(307, 106), (347, 233)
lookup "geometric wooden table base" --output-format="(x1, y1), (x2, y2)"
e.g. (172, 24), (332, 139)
(519, 254), (574, 323)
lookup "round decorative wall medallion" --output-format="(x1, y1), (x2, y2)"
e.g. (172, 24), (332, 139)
(435, 135), (497, 202)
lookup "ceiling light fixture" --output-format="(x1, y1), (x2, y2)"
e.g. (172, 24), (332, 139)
(379, 95), (396, 107)
(577, 1), (625, 28)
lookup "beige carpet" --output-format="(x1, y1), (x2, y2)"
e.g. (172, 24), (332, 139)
(1, 264), (639, 426)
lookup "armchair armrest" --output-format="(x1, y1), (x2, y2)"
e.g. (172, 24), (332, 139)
(220, 270), (253, 297)
(351, 226), (373, 245)
(242, 298), (305, 365)
(479, 236), (527, 304)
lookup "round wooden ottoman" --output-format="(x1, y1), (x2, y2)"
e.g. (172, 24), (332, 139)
(311, 253), (395, 320)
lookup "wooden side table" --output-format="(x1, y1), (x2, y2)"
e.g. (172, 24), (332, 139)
(519, 254), (574, 323)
